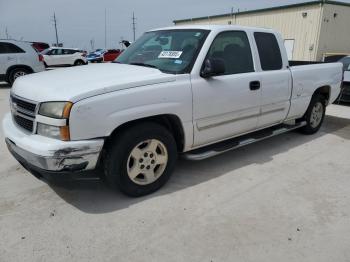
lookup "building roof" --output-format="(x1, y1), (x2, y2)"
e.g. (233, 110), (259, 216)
(173, 0), (350, 24)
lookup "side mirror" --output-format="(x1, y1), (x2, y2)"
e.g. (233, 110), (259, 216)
(200, 58), (226, 78)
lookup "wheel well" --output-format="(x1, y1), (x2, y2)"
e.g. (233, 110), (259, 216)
(6, 65), (33, 81)
(74, 59), (84, 64)
(313, 86), (330, 104)
(107, 115), (185, 152)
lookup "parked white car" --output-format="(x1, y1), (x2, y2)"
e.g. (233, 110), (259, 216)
(337, 56), (350, 102)
(41, 47), (87, 67)
(3, 25), (343, 196)
(0, 40), (45, 85)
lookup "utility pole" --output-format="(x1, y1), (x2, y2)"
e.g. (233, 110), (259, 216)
(5, 27), (9, 39)
(53, 12), (59, 46)
(132, 12), (136, 41)
(90, 39), (95, 51)
(104, 8), (107, 48)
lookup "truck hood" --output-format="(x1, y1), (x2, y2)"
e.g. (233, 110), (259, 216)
(12, 63), (176, 102)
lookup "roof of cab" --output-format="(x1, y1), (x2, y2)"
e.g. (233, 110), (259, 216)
(148, 24), (275, 33)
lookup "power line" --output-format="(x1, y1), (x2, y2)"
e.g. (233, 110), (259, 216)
(132, 12), (136, 42)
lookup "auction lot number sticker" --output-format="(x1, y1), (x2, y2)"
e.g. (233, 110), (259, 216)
(158, 51), (183, 59)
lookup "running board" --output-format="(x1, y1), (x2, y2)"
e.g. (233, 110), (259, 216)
(183, 121), (307, 161)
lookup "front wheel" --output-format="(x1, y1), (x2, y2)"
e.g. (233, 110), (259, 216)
(104, 122), (177, 197)
(300, 94), (326, 134)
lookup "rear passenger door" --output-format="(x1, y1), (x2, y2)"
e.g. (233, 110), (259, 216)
(191, 31), (262, 147)
(254, 32), (292, 128)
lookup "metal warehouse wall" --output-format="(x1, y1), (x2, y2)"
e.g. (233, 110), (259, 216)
(317, 4), (350, 60)
(175, 3), (324, 61)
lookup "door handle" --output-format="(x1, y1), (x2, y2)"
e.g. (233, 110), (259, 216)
(250, 81), (261, 91)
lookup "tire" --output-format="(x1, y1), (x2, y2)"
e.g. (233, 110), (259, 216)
(8, 68), (30, 86)
(104, 122), (177, 197)
(74, 60), (84, 66)
(299, 94), (326, 135)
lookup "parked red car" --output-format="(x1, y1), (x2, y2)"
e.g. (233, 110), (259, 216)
(103, 49), (121, 62)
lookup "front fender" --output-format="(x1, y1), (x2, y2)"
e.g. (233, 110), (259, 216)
(69, 75), (194, 150)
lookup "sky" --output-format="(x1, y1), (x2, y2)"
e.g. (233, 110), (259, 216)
(1, 0), (350, 50)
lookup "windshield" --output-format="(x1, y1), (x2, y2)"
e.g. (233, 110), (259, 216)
(115, 29), (210, 74)
(340, 57), (350, 71)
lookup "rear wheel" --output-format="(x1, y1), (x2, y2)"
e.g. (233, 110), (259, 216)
(8, 68), (30, 86)
(300, 94), (326, 134)
(74, 60), (85, 66)
(104, 122), (177, 197)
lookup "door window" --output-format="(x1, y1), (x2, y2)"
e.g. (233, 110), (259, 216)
(206, 31), (254, 75)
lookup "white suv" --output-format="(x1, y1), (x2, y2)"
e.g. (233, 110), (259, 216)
(42, 48), (87, 67)
(0, 40), (45, 86)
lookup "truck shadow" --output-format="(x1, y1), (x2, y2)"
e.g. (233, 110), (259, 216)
(45, 114), (350, 214)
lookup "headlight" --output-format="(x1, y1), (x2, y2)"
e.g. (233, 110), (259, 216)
(39, 102), (72, 119)
(37, 102), (73, 141)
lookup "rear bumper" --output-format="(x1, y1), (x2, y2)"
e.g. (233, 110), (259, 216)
(33, 63), (46, 73)
(3, 113), (104, 174)
(339, 82), (350, 102)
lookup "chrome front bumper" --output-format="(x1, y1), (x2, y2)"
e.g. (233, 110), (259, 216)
(6, 138), (102, 172)
(3, 113), (104, 173)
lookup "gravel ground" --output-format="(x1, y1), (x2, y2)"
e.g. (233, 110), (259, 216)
(1, 82), (350, 262)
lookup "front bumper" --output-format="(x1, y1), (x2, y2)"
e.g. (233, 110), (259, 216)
(3, 113), (104, 173)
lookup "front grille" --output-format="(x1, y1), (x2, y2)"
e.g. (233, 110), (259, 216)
(11, 96), (37, 115)
(10, 95), (37, 133)
(14, 114), (34, 132)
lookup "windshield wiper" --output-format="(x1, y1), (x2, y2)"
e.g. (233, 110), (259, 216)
(129, 62), (158, 69)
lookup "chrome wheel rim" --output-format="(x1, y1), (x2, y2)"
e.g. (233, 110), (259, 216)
(310, 102), (323, 128)
(13, 71), (26, 80)
(127, 139), (168, 185)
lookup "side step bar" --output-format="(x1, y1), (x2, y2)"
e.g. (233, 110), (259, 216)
(183, 121), (307, 161)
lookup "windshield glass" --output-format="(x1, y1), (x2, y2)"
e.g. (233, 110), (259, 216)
(115, 29), (210, 74)
(340, 57), (350, 71)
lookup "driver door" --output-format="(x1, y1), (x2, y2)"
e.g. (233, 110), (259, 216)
(191, 31), (261, 147)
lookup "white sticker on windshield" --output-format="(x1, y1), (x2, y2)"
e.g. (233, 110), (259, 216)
(158, 51), (183, 59)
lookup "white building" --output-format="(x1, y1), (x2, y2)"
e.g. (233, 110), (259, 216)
(174, 1), (350, 61)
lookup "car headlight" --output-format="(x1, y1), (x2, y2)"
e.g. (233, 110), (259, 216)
(37, 102), (73, 141)
(39, 102), (72, 119)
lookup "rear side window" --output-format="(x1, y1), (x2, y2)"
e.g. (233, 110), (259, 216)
(63, 49), (76, 54)
(0, 42), (25, 54)
(254, 32), (283, 71)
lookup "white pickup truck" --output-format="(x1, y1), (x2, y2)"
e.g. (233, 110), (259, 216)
(3, 25), (343, 196)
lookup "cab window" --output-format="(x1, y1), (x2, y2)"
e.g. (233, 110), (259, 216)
(206, 31), (254, 75)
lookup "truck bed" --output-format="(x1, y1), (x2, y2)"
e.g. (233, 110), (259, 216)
(286, 62), (343, 119)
